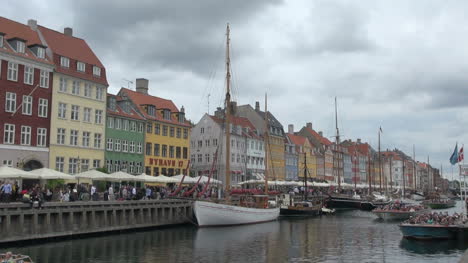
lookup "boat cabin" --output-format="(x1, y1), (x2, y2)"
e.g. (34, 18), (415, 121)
(239, 195), (269, 209)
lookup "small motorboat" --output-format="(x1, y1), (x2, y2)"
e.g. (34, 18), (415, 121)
(398, 212), (465, 240)
(321, 207), (336, 215)
(372, 203), (430, 221)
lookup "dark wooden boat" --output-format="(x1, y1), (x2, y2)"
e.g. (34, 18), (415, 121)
(280, 201), (322, 216)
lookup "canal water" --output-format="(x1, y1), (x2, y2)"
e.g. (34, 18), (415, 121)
(3, 202), (468, 263)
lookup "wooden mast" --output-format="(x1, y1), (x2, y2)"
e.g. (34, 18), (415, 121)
(304, 152), (308, 201)
(264, 93), (269, 195)
(224, 23), (231, 197)
(335, 97), (341, 190)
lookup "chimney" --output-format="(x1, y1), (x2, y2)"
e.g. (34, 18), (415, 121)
(215, 107), (224, 119)
(357, 138), (361, 144)
(318, 131), (323, 137)
(64, 27), (73, 37)
(135, 78), (149, 95)
(180, 106), (185, 113)
(306, 122), (312, 129)
(27, 19), (37, 31)
(230, 101), (237, 115)
(288, 124), (294, 134)
(255, 101), (260, 111)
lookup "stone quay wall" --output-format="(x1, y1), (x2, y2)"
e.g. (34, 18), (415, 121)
(0, 199), (193, 244)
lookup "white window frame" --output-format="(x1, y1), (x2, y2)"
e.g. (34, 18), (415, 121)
(39, 70), (49, 88)
(107, 117), (114, 128)
(77, 61), (86, 72)
(70, 129), (78, 146)
(17, 41), (25, 53)
(22, 96), (32, 115)
(95, 110), (103, 124)
(96, 86), (103, 100)
(72, 80), (80, 95)
(93, 159), (100, 169)
(84, 83), (91, 97)
(58, 103), (67, 119)
(5, 92), (16, 113)
(69, 158), (78, 174)
(82, 131), (90, 147)
(7, 62), (18, 81)
(56, 157), (64, 172)
(37, 128), (47, 147)
(37, 47), (45, 59)
(93, 66), (101, 76)
(60, 56), (69, 68)
(129, 141), (135, 153)
(122, 140), (128, 152)
(115, 139), (121, 152)
(115, 118), (121, 129)
(107, 138), (113, 151)
(57, 128), (66, 144)
(0, 35), (3, 48)
(3, 124), (15, 144)
(137, 142), (142, 154)
(20, 125), (31, 145)
(38, 98), (48, 118)
(59, 77), (67, 92)
(94, 133), (102, 148)
(24, 66), (34, 85)
(83, 107), (91, 122)
(71, 105), (80, 121)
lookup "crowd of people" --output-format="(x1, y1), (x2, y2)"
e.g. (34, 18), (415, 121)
(406, 212), (463, 225)
(378, 201), (427, 211)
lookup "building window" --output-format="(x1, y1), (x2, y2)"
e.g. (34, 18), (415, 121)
(106, 160), (113, 173)
(20, 126), (31, 145)
(197, 154), (202, 163)
(122, 140), (128, 152)
(162, 125), (168, 136)
(169, 146), (174, 158)
(93, 66), (101, 76)
(24, 66), (34, 85)
(77, 61), (86, 72)
(40, 70), (49, 88)
(38, 98), (48, 118)
(123, 119), (129, 130)
(147, 106), (155, 116)
(17, 41), (25, 53)
(151, 143), (159, 156)
(130, 121), (136, 132)
(107, 138), (113, 151)
(71, 105), (80, 120)
(129, 141), (135, 153)
(57, 128), (65, 144)
(137, 142), (143, 154)
(69, 158), (78, 174)
(37, 47), (45, 59)
(55, 157), (64, 172)
(191, 154), (195, 163)
(176, 128), (181, 138)
(72, 80), (80, 95)
(198, 140), (202, 148)
(114, 139), (121, 152)
(95, 110), (103, 124)
(94, 133), (102, 148)
(60, 56), (69, 68)
(96, 86), (104, 100)
(7, 62), (18, 81)
(82, 131), (90, 147)
(5, 92), (16, 113)
(58, 103), (67, 119)
(146, 143), (152, 155)
(176, 147), (181, 159)
(59, 77), (67, 92)
(201, 127), (204, 134)
(163, 110), (171, 120)
(83, 107), (91, 122)
(138, 123), (144, 133)
(0, 35), (3, 48)
(37, 128), (47, 147)
(81, 159), (89, 172)
(162, 145), (167, 157)
(232, 153), (235, 162)
(183, 147), (188, 159)
(107, 117), (114, 128)
(146, 123), (153, 133)
(183, 128), (188, 139)
(115, 118), (122, 129)
(84, 83), (91, 97)
(170, 127), (175, 137)
(205, 140), (210, 147)
(3, 124), (15, 144)
(22, 96), (32, 115)
(205, 153), (210, 163)
(70, 130), (78, 146)
(93, 159), (100, 169)
(155, 124), (160, 135)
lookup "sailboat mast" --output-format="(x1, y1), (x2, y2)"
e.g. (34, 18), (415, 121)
(304, 152), (308, 201)
(378, 128), (382, 191)
(224, 23), (231, 196)
(264, 94), (269, 195)
(413, 145), (416, 191)
(335, 97), (341, 190)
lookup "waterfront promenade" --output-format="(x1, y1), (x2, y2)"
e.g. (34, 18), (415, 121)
(0, 199), (192, 244)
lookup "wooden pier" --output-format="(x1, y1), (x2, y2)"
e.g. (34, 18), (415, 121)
(0, 199), (193, 244)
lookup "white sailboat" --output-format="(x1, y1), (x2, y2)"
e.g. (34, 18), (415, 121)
(193, 24), (280, 227)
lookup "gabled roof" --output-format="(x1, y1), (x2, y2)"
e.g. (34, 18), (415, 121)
(0, 17), (53, 66)
(303, 127), (332, 146)
(106, 94), (145, 121)
(209, 115), (261, 139)
(120, 88), (190, 127)
(286, 134), (308, 146)
(257, 110), (283, 130)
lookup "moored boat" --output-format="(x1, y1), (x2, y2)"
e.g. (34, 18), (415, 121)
(399, 224), (459, 240)
(372, 202), (430, 220)
(280, 201), (322, 216)
(0, 253), (33, 263)
(421, 199), (456, 209)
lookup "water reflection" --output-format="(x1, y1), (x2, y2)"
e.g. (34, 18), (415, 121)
(400, 238), (468, 255)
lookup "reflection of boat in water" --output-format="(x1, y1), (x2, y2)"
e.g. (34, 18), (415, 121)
(399, 238), (468, 254)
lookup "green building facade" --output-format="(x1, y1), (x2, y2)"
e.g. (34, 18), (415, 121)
(105, 94), (146, 174)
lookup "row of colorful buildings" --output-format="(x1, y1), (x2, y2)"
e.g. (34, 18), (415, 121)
(0, 16), (447, 192)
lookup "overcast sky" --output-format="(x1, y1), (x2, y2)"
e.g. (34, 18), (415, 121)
(4, 0), (468, 179)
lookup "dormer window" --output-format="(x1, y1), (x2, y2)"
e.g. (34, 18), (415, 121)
(37, 47), (45, 59)
(0, 34), (4, 48)
(93, 66), (101, 76)
(108, 97), (116, 111)
(60, 56), (69, 67)
(17, 41), (25, 53)
(147, 105), (155, 116)
(178, 113), (185, 123)
(163, 109), (171, 120)
(77, 61), (86, 72)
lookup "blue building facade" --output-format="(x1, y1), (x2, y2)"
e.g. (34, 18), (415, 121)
(285, 137), (298, 181)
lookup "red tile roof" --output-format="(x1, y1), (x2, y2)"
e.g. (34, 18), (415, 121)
(210, 115), (256, 130)
(121, 88), (190, 127)
(286, 134), (308, 146)
(0, 17), (54, 66)
(107, 94), (145, 121)
(304, 127), (332, 146)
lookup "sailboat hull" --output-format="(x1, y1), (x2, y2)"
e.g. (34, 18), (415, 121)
(193, 200), (280, 227)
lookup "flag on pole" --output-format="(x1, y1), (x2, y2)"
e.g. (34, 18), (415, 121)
(379, 126), (383, 133)
(459, 146), (464, 163)
(450, 143), (459, 165)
